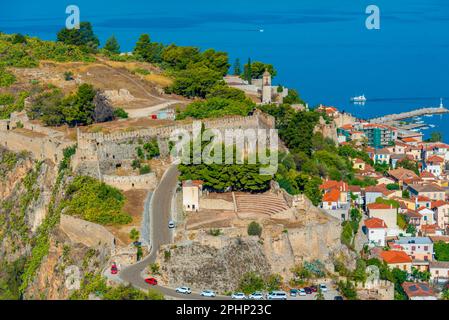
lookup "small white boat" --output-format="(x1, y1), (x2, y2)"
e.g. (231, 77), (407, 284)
(424, 114), (433, 117)
(429, 124), (436, 128)
(351, 94), (367, 102)
(415, 121), (425, 124)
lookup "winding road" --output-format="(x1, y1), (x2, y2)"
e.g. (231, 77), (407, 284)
(119, 165), (228, 300)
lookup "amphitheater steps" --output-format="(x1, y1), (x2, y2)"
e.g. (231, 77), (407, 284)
(235, 193), (289, 218)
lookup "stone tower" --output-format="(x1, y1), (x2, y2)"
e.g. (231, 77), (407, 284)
(262, 69), (272, 104)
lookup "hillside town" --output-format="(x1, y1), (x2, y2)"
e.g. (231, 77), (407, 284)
(1, 22), (449, 303)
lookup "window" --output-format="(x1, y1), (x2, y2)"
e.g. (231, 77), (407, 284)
(424, 246), (428, 251)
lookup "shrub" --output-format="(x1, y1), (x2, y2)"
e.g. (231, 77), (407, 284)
(139, 165), (151, 175)
(0, 68), (16, 87)
(63, 176), (131, 225)
(247, 221), (262, 237)
(238, 272), (265, 295)
(114, 108), (128, 119)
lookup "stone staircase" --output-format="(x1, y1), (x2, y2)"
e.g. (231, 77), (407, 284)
(234, 192), (290, 219)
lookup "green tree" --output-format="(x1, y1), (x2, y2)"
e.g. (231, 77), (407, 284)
(244, 58), (252, 84)
(233, 58), (241, 76)
(426, 131), (443, 142)
(337, 280), (357, 300)
(104, 35), (120, 54)
(56, 22), (100, 52)
(265, 274), (283, 291)
(247, 221), (263, 237)
(134, 34), (164, 63)
(129, 228), (140, 242)
(239, 272), (265, 295)
(113, 108), (128, 119)
(442, 288), (449, 300)
(434, 241), (449, 261)
(166, 65), (221, 98)
(12, 33), (27, 44)
(244, 61), (277, 79)
(315, 288), (325, 300)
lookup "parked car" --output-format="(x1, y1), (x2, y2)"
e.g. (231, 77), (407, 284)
(298, 289), (306, 296)
(110, 264), (118, 275)
(248, 292), (264, 300)
(267, 291), (288, 300)
(145, 278), (158, 286)
(304, 287), (313, 295)
(176, 287), (192, 294)
(289, 289), (298, 297)
(310, 285), (318, 293)
(200, 290), (216, 297)
(231, 292), (247, 300)
(319, 284), (328, 292)
(334, 296), (344, 300)
(168, 220), (176, 229)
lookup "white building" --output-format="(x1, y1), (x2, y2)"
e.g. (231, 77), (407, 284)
(364, 218), (388, 247)
(182, 180), (203, 212)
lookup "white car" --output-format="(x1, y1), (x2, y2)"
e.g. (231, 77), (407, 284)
(176, 286), (192, 294)
(200, 290), (216, 297)
(320, 284), (328, 292)
(248, 292), (264, 300)
(267, 291), (288, 300)
(231, 292), (247, 300)
(168, 220), (176, 229)
(298, 289), (306, 296)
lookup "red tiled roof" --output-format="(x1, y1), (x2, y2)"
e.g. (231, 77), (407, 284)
(365, 218), (388, 229)
(426, 155), (444, 163)
(402, 282), (435, 298)
(367, 203), (395, 210)
(420, 171), (436, 178)
(381, 250), (412, 264)
(431, 200), (449, 208)
(322, 188), (340, 202)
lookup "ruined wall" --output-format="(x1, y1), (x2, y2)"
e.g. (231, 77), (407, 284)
(102, 172), (157, 191)
(0, 112), (74, 164)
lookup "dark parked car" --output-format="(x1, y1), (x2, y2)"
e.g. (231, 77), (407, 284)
(310, 285), (318, 293)
(334, 296), (344, 300)
(304, 287), (313, 294)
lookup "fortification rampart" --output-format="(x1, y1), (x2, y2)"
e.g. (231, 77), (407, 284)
(71, 111), (275, 191)
(102, 173), (158, 191)
(0, 112), (74, 164)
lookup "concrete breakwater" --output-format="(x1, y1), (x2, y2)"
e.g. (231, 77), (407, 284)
(369, 107), (449, 123)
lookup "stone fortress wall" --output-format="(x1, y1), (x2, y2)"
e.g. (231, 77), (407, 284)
(0, 112), (74, 164)
(71, 111), (276, 191)
(1, 109), (275, 192)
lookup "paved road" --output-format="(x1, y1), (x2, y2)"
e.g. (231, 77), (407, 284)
(118, 165), (336, 301)
(119, 166), (227, 300)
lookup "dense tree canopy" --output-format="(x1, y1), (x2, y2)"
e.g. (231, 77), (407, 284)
(63, 176), (132, 225)
(56, 22), (100, 52)
(243, 61), (277, 79)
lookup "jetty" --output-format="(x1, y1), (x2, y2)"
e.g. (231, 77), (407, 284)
(369, 107), (449, 124)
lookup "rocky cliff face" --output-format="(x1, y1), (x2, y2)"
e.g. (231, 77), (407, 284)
(0, 148), (110, 300)
(156, 238), (272, 293)
(155, 197), (356, 292)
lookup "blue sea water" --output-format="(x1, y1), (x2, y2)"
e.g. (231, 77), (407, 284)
(1, 0), (448, 141)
